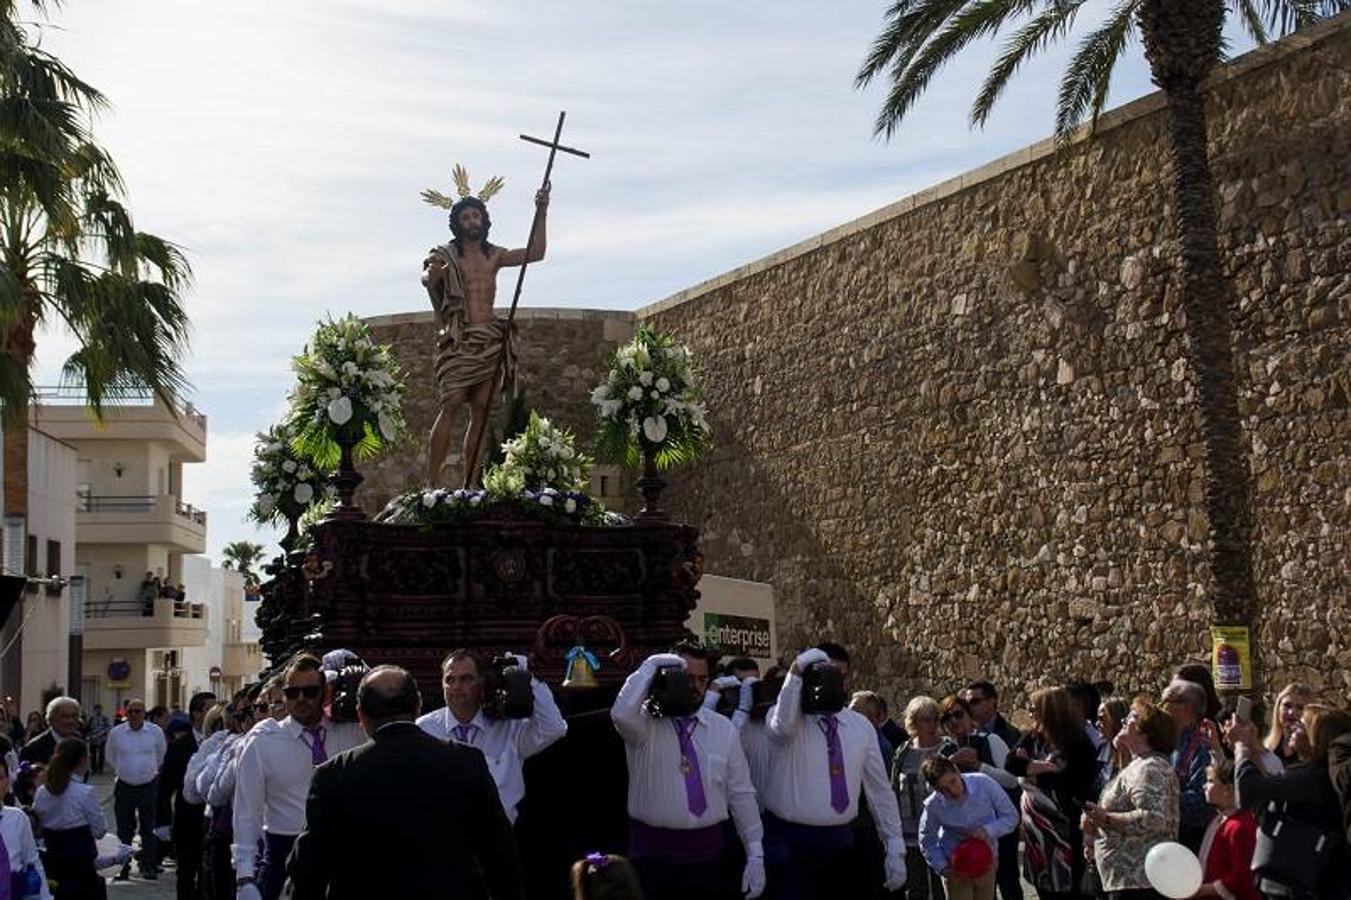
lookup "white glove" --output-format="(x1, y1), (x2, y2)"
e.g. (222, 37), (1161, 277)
(237, 884), (263, 900)
(153, 825), (172, 841)
(713, 675), (741, 690)
(883, 851), (908, 891)
(644, 653), (686, 671)
(508, 652), (529, 671)
(742, 855), (766, 898)
(738, 676), (760, 712)
(702, 688), (721, 710)
(795, 648), (830, 672)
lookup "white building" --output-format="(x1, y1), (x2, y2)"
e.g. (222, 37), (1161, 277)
(0, 426), (78, 718)
(30, 392), (210, 712)
(180, 556), (262, 702)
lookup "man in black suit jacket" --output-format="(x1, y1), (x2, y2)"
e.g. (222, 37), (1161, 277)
(19, 696), (82, 765)
(285, 665), (523, 900)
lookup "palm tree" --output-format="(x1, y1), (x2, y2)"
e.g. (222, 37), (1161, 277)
(856, 1), (1347, 629)
(221, 540), (266, 586)
(2, 1), (191, 521)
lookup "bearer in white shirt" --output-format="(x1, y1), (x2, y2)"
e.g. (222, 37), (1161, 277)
(232, 654), (365, 900)
(764, 647), (907, 898)
(612, 644), (765, 900)
(416, 649), (566, 824)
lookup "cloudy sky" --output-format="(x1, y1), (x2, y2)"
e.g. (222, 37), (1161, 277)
(29, 1), (1255, 560)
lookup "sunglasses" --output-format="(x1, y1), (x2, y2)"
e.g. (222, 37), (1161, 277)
(283, 685), (322, 700)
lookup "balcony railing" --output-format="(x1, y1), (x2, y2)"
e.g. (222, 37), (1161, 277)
(33, 384), (207, 430)
(76, 493), (208, 526)
(84, 597), (205, 620)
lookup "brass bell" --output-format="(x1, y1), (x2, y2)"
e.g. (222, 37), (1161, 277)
(563, 645), (599, 688)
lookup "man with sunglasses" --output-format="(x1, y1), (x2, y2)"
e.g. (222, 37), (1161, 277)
(233, 654), (366, 900)
(107, 697), (168, 881)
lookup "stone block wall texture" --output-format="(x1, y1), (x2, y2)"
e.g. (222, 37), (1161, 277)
(360, 308), (637, 515)
(639, 17), (1351, 706)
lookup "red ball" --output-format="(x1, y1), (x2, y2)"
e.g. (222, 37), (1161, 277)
(950, 835), (995, 879)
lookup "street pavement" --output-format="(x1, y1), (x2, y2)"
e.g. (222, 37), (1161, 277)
(90, 772), (177, 899)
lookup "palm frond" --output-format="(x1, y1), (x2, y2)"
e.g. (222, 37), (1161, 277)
(1055, 0), (1136, 140)
(972, 0), (1096, 127)
(420, 188), (454, 210)
(870, 0), (1041, 139)
(856, 0), (966, 89)
(132, 232), (192, 291)
(1254, 0), (1346, 34)
(1234, 0), (1270, 43)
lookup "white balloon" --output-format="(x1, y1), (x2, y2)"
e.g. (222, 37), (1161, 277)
(1144, 842), (1202, 899)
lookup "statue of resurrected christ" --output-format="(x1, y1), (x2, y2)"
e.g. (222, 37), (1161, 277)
(420, 167), (549, 488)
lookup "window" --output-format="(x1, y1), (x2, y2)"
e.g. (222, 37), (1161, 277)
(24, 535), (37, 594)
(46, 540), (61, 596)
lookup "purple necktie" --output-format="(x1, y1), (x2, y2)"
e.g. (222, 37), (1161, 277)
(673, 717), (708, 817)
(304, 726), (326, 764)
(453, 723), (479, 745)
(820, 715), (849, 813)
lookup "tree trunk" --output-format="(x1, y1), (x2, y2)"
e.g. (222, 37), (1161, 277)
(1139, 0), (1257, 628)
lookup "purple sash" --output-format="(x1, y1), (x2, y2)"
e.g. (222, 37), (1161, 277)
(629, 818), (730, 864)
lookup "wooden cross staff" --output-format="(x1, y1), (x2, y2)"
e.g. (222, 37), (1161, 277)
(505, 111), (590, 326)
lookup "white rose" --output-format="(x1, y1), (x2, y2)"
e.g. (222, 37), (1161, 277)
(327, 395), (354, 425)
(327, 386), (342, 400)
(293, 483), (315, 505)
(470, 494), (481, 505)
(643, 415), (669, 443)
(591, 384), (610, 402)
(565, 498), (577, 514)
(539, 494), (554, 506)
(378, 411), (398, 441)
(282, 460), (297, 473)
(342, 361), (359, 377)
(422, 491), (436, 508)
(650, 390), (660, 399)
(656, 377), (670, 392)
(627, 386), (644, 401)
(639, 371), (653, 387)
(257, 494), (276, 516)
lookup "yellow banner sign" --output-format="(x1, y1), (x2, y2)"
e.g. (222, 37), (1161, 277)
(1211, 626), (1252, 691)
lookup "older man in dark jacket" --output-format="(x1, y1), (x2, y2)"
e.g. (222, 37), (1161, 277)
(285, 665), (523, 900)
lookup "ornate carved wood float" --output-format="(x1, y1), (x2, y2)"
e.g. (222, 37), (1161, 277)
(256, 503), (702, 708)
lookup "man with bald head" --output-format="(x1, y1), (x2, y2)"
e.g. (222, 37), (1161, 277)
(285, 665), (522, 900)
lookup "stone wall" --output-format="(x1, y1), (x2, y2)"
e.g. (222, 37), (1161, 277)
(360, 308), (637, 514)
(639, 16), (1351, 705)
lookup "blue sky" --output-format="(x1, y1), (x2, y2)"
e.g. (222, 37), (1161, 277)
(29, 1), (1255, 560)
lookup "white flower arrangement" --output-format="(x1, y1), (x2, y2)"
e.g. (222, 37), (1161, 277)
(247, 423), (334, 526)
(592, 326), (711, 468)
(483, 411), (590, 494)
(287, 313), (407, 466)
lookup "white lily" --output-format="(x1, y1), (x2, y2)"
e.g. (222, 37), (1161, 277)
(293, 483), (315, 505)
(643, 415), (669, 443)
(327, 395), (354, 425)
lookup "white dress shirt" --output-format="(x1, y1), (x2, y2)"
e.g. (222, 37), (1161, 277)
(231, 716), (366, 876)
(415, 677), (567, 823)
(106, 721), (167, 785)
(740, 720), (773, 811)
(33, 782), (108, 836)
(182, 730), (229, 805)
(1, 806), (51, 899)
(611, 663), (763, 855)
(765, 672), (904, 851)
(209, 719), (279, 808)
